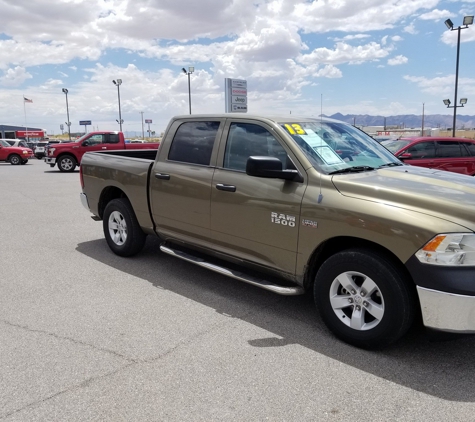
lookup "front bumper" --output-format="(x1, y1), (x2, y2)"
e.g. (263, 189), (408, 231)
(417, 287), (475, 332)
(44, 157), (56, 165)
(406, 255), (475, 332)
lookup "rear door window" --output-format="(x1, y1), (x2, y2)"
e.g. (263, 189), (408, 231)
(168, 121), (220, 165)
(435, 141), (462, 158)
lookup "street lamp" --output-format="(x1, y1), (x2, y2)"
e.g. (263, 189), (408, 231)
(443, 15), (473, 137)
(62, 88), (71, 141)
(182, 67), (194, 114)
(112, 79), (123, 131)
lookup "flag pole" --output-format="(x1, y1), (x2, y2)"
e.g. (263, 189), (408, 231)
(23, 95), (28, 141)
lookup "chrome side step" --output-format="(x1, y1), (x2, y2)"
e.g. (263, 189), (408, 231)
(160, 245), (304, 296)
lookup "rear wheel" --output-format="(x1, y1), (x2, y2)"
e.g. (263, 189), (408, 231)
(314, 248), (415, 349)
(57, 155), (77, 172)
(9, 154), (21, 165)
(103, 198), (147, 257)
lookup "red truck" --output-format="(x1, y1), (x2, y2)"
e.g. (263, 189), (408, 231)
(44, 131), (160, 172)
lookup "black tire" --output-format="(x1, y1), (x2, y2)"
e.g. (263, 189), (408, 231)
(314, 248), (415, 349)
(9, 154), (21, 165)
(103, 198), (146, 257)
(57, 155), (77, 172)
(21, 159), (28, 165)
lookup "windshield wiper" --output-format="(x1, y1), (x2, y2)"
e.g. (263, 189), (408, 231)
(378, 162), (403, 168)
(329, 166), (375, 175)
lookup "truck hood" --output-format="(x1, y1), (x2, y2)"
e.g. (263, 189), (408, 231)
(331, 165), (475, 229)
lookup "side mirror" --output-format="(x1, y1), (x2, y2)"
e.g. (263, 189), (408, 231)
(246, 156), (302, 182)
(399, 152), (412, 159)
(82, 140), (90, 146)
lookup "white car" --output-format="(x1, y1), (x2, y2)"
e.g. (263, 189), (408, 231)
(3, 139), (30, 148)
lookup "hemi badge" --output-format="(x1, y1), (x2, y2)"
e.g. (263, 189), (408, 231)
(302, 219), (318, 228)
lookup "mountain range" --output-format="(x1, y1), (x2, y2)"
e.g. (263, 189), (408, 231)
(328, 113), (475, 130)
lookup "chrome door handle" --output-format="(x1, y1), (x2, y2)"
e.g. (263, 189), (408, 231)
(216, 184), (236, 192)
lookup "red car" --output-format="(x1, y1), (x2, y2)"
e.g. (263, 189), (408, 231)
(0, 139), (34, 165)
(383, 136), (475, 176)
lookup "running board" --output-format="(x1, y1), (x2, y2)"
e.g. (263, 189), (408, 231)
(160, 245), (304, 296)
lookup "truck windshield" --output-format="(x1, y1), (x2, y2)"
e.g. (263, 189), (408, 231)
(281, 121), (401, 174)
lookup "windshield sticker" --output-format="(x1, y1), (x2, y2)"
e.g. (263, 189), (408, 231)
(296, 129), (345, 165)
(284, 123), (307, 135)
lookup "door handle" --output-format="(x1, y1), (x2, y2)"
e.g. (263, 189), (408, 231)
(101, 147), (107, 149)
(216, 184), (236, 192)
(155, 173), (170, 180)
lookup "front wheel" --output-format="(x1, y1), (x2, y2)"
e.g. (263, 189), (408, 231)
(9, 154), (21, 165)
(57, 155), (77, 172)
(314, 249), (415, 349)
(103, 198), (147, 257)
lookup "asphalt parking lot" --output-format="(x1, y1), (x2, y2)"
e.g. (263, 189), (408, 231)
(2, 159), (475, 421)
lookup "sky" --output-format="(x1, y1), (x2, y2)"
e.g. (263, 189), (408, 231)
(0, 0), (474, 137)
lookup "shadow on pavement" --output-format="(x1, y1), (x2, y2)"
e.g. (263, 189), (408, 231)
(76, 236), (475, 402)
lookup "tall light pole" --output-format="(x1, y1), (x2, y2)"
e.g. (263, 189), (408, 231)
(112, 79), (123, 131)
(182, 67), (194, 114)
(443, 16), (473, 137)
(140, 111), (144, 139)
(62, 88), (71, 141)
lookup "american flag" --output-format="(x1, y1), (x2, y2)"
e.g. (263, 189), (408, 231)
(24, 97), (33, 103)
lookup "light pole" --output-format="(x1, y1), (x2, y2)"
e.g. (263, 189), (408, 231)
(62, 88), (71, 141)
(140, 111), (144, 139)
(182, 66), (194, 114)
(444, 16), (473, 137)
(112, 79), (123, 131)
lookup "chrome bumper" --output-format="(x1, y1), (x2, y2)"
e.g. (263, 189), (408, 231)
(44, 157), (56, 164)
(80, 193), (90, 212)
(417, 286), (475, 332)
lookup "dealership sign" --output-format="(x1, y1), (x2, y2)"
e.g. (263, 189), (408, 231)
(225, 78), (247, 113)
(16, 131), (45, 138)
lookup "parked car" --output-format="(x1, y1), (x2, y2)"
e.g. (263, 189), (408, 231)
(383, 136), (475, 176)
(34, 141), (49, 159)
(5, 139), (31, 148)
(0, 139), (33, 165)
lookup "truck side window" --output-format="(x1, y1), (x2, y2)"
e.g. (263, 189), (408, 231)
(107, 134), (120, 144)
(406, 141), (435, 159)
(87, 134), (104, 146)
(224, 123), (293, 171)
(168, 121), (219, 165)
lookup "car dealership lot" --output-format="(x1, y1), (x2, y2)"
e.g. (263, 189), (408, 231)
(2, 159), (475, 421)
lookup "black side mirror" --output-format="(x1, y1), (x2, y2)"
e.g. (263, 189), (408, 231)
(246, 156), (302, 182)
(82, 140), (90, 146)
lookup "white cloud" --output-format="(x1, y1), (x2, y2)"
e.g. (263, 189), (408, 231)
(0, 67), (32, 87)
(403, 22), (419, 34)
(419, 9), (455, 20)
(392, 35), (404, 41)
(388, 55), (408, 65)
(298, 41), (392, 66)
(404, 75), (475, 96)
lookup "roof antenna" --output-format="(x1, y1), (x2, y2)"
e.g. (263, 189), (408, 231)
(318, 93), (323, 204)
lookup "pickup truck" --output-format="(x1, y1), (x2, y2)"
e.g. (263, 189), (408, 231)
(0, 139), (34, 164)
(45, 131), (159, 172)
(79, 114), (475, 349)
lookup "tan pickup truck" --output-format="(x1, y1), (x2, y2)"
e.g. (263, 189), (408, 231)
(80, 114), (475, 348)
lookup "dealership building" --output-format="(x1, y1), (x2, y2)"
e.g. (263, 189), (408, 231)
(0, 124), (47, 141)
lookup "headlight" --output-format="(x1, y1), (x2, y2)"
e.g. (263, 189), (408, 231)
(415, 233), (475, 266)
(22, 150), (28, 154)
(49, 148), (55, 155)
